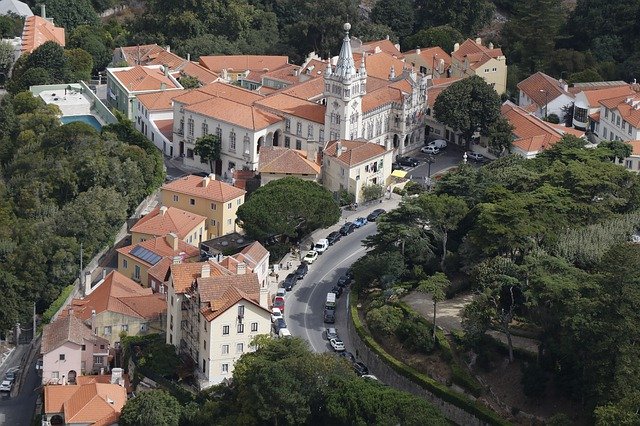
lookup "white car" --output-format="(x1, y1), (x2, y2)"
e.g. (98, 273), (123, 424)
(303, 250), (319, 264)
(0, 380), (12, 392)
(362, 374), (379, 381)
(276, 287), (286, 298)
(420, 145), (440, 155)
(314, 238), (329, 254)
(428, 139), (447, 149)
(466, 152), (486, 162)
(271, 307), (283, 323)
(330, 338), (345, 351)
(326, 327), (338, 340)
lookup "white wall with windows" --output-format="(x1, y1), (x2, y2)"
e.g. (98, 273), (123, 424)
(597, 105), (640, 142)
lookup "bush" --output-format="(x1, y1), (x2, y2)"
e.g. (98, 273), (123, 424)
(393, 186), (407, 196)
(362, 184), (385, 202)
(520, 362), (548, 397)
(451, 364), (483, 397)
(404, 180), (425, 195)
(42, 284), (75, 324)
(366, 305), (404, 335)
(337, 189), (355, 206)
(396, 315), (435, 354)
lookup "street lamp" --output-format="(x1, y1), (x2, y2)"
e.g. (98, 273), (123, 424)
(540, 89), (549, 120)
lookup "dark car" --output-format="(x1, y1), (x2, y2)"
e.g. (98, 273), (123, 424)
(339, 222), (356, 236)
(323, 309), (336, 323)
(345, 268), (354, 280)
(338, 351), (356, 363)
(397, 156), (420, 167)
(337, 275), (351, 288)
(295, 263), (308, 279)
(366, 208), (386, 222)
(330, 285), (343, 298)
(391, 162), (405, 171)
(283, 273), (297, 291)
(327, 231), (342, 245)
(353, 361), (369, 376)
(273, 318), (287, 334)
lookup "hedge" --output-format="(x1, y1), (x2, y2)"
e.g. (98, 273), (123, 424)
(42, 284), (76, 324)
(351, 292), (511, 426)
(451, 364), (483, 397)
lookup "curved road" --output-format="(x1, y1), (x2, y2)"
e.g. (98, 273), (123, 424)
(284, 224), (377, 353)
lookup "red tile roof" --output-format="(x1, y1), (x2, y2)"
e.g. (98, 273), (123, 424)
(196, 273), (268, 321)
(599, 93), (640, 127)
(154, 119), (174, 141)
(137, 90), (187, 111)
(581, 85), (636, 108)
(300, 59), (330, 78)
(261, 64), (306, 85)
(324, 139), (390, 166)
(403, 47), (451, 70)
(116, 235), (200, 267)
(178, 61), (219, 85)
(130, 206), (206, 240)
(627, 140), (640, 156)
(145, 49), (188, 70)
(44, 382), (127, 426)
(162, 174), (246, 202)
(21, 15), (65, 53)
(41, 314), (108, 354)
(118, 44), (167, 66)
(517, 72), (571, 107)
(451, 39), (503, 70)
(281, 78), (324, 101)
(199, 55), (289, 73)
(110, 66), (180, 92)
(258, 146), (321, 176)
(353, 51), (407, 80)
(61, 271), (166, 321)
(256, 93), (325, 124)
(170, 260), (232, 294)
(362, 86), (404, 112)
(361, 39), (403, 58)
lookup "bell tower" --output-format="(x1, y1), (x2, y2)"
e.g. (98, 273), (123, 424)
(323, 23), (367, 141)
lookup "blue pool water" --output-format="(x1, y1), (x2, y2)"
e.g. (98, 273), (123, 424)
(60, 115), (103, 131)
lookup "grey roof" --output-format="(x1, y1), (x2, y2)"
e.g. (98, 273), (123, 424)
(0, 0), (33, 17)
(333, 23), (356, 79)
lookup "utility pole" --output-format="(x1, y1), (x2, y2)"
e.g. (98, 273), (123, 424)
(79, 242), (83, 295)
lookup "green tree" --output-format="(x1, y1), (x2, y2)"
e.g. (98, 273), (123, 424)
(417, 272), (450, 340)
(568, 68), (602, 84)
(43, 0), (99, 31)
(120, 390), (182, 426)
(68, 25), (113, 72)
(487, 116), (514, 156)
(370, 0), (415, 39)
(366, 305), (404, 335)
(433, 76), (501, 149)
(415, 0), (495, 36)
(236, 177), (340, 241)
(179, 75), (200, 89)
(64, 48), (94, 81)
(361, 183), (384, 202)
(0, 14), (24, 38)
(351, 251), (406, 290)
(403, 25), (464, 52)
(0, 40), (14, 81)
(193, 134), (221, 173)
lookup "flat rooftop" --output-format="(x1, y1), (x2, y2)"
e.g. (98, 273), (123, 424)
(200, 232), (255, 256)
(39, 88), (92, 116)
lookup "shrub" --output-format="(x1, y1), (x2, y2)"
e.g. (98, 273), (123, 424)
(520, 362), (548, 397)
(404, 180), (425, 195)
(366, 305), (404, 336)
(393, 186), (407, 196)
(451, 364), (483, 397)
(42, 284), (75, 324)
(362, 183), (385, 202)
(396, 316), (435, 354)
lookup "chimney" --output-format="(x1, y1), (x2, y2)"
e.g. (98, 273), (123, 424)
(336, 141), (343, 156)
(160, 82), (167, 90)
(488, 42), (494, 49)
(237, 262), (247, 275)
(416, 48), (421, 55)
(160, 206), (168, 216)
(166, 232), (179, 251)
(202, 176), (210, 187)
(294, 68), (299, 76)
(110, 368), (124, 385)
(91, 310), (97, 335)
(166, 45), (170, 53)
(208, 173), (216, 180)
(172, 255), (182, 264)
(187, 53), (191, 62)
(259, 285), (269, 309)
(453, 43), (460, 52)
(40, 4), (46, 19)
(163, 65), (169, 77)
(201, 263), (211, 278)
(102, 269), (106, 280)
(475, 37), (482, 45)
(61, 375), (66, 386)
(84, 271), (92, 296)
(389, 65), (395, 80)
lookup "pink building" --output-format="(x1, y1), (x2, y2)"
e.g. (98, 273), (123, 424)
(41, 314), (110, 385)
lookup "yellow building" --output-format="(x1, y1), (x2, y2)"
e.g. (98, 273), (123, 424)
(116, 233), (200, 290)
(130, 206), (206, 246)
(450, 38), (507, 94)
(161, 174), (246, 239)
(322, 139), (394, 203)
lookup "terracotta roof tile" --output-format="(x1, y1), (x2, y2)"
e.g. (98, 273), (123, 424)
(599, 93), (640, 127)
(154, 119), (174, 141)
(21, 15), (65, 53)
(76, 374), (132, 394)
(362, 86), (404, 112)
(130, 206), (206, 240)
(300, 59), (330, 78)
(147, 257), (174, 283)
(258, 146), (320, 176)
(198, 55), (289, 73)
(44, 382), (127, 425)
(360, 39), (403, 58)
(170, 260), (231, 294)
(426, 78), (462, 107)
(116, 236), (200, 267)
(324, 139), (390, 166)
(161, 174), (246, 202)
(517, 72), (571, 107)
(41, 314), (108, 354)
(61, 271), (166, 321)
(261, 64), (305, 85)
(145, 50), (188, 70)
(353, 51), (407, 80)
(186, 96), (282, 129)
(627, 140), (640, 156)
(403, 47), (451, 70)
(137, 89), (187, 111)
(256, 93), (325, 123)
(281, 78), (324, 101)
(451, 39), (503, 70)
(582, 85), (636, 107)
(118, 44), (167, 66)
(237, 241), (269, 268)
(110, 66), (180, 92)
(196, 273), (268, 321)
(178, 61), (219, 85)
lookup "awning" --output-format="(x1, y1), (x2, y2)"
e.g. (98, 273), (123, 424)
(391, 170), (408, 178)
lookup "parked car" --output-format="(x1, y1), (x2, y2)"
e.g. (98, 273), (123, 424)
(396, 156), (420, 167)
(0, 380), (12, 392)
(273, 296), (285, 314)
(295, 263), (308, 279)
(420, 145), (440, 155)
(338, 351), (356, 363)
(323, 309), (336, 323)
(303, 250), (319, 264)
(326, 327), (338, 340)
(283, 273), (297, 291)
(273, 318), (287, 334)
(427, 139), (447, 149)
(353, 361), (369, 376)
(314, 238), (329, 254)
(4, 369), (17, 384)
(361, 374), (379, 381)
(366, 209), (386, 222)
(276, 287), (286, 298)
(345, 269), (354, 280)
(327, 231), (342, 245)
(391, 162), (406, 171)
(330, 285), (343, 298)
(278, 328), (292, 338)
(339, 222), (356, 236)
(466, 152), (486, 162)
(353, 217), (368, 227)
(330, 338), (346, 351)
(337, 275), (351, 288)
(271, 307), (283, 323)
(35, 358), (43, 371)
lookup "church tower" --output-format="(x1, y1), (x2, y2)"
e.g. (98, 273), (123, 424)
(323, 23), (367, 141)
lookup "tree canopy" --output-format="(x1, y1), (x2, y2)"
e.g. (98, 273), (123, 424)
(120, 390), (182, 426)
(236, 177), (340, 241)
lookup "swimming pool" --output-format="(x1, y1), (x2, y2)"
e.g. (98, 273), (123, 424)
(60, 115), (103, 131)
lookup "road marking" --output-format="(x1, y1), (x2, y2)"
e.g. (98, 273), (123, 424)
(302, 246), (367, 352)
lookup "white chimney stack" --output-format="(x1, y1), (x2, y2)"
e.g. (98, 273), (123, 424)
(40, 4), (46, 19)
(172, 255), (182, 264)
(160, 206), (168, 216)
(475, 37), (482, 45)
(111, 368), (124, 386)
(201, 263), (211, 278)
(91, 310), (97, 335)
(336, 141), (343, 156)
(84, 271), (92, 296)
(488, 42), (494, 49)
(453, 43), (460, 52)
(166, 232), (179, 251)
(202, 176), (210, 187)
(187, 53), (191, 62)
(237, 262), (247, 275)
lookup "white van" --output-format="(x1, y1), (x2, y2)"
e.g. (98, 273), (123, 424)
(314, 238), (329, 254)
(325, 292), (336, 309)
(278, 328), (292, 338)
(428, 139), (448, 149)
